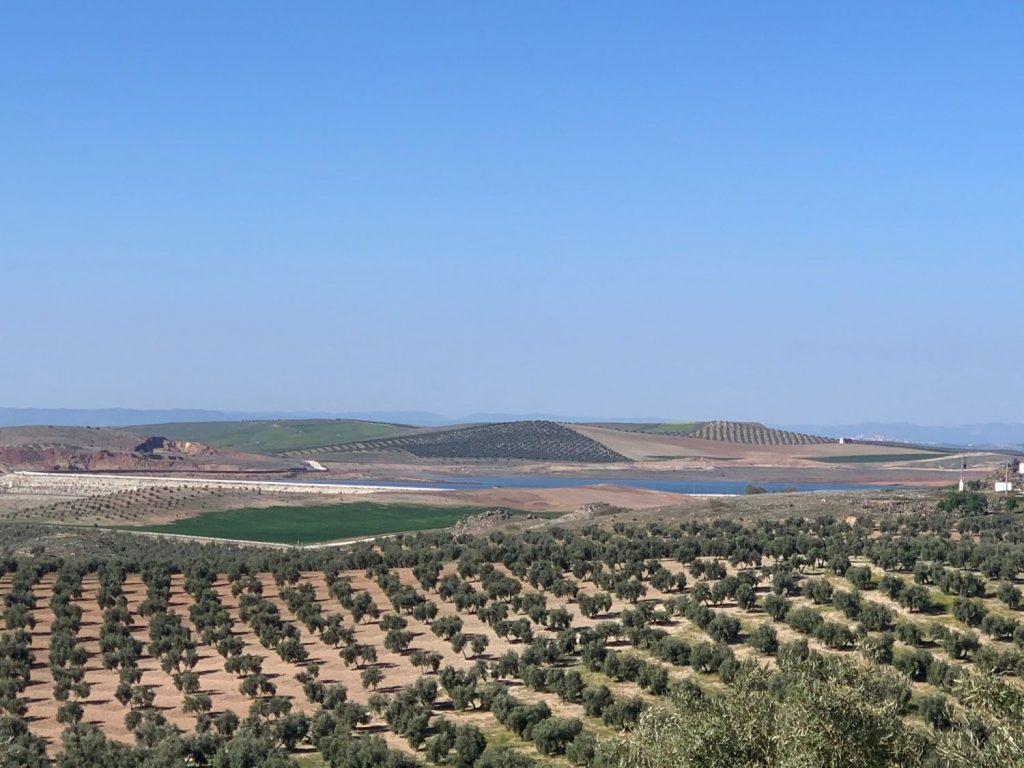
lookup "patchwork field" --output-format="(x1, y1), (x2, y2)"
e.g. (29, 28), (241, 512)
(1, 420), (987, 485)
(570, 423), (944, 466)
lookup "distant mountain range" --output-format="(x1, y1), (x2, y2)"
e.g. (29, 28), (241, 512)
(0, 407), (452, 428)
(1, 408), (1020, 450)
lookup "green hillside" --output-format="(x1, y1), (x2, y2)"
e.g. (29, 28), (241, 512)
(124, 419), (417, 454)
(590, 422), (708, 435)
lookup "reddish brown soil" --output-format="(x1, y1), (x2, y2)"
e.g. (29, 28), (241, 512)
(9, 553), (1000, 761)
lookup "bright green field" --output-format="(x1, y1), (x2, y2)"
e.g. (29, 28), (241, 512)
(133, 501), (542, 544)
(809, 453), (946, 464)
(631, 422), (707, 435)
(590, 421), (707, 435)
(125, 419), (416, 454)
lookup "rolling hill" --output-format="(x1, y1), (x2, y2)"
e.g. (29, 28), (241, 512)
(285, 420), (629, 463)
(585, 421), (709, 436)
(122, 419), (418, 454)
(590, 420), (834, 446)
(687, 420), (834, 445)
(2, 418), (977, 470)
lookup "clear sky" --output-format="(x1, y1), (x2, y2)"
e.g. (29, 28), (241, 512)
(2, 3), (1021, 424)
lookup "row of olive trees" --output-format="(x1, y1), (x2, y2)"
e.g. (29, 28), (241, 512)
(49, 567), (90, 726)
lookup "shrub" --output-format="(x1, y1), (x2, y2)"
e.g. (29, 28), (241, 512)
(918, 693), (954, 731)
(846, 565), (874, 590)
(747, 623), (779, 655)
(707, 615), (741, 644)
(532, 717), (583, 756)
(763, 594), (790, 621)
(786, 607), (823, 636)
(951, 598), (987, 628)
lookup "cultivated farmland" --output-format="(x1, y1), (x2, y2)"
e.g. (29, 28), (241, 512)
(303, 421), (628, 463)
(1, 486), (242, 526)
(583, 422), (709, 436)
(124, 420), (418, 454)
(685, 420), (834, 445)
(1, 488), (1023, 767)
(589, 420), (833, 445)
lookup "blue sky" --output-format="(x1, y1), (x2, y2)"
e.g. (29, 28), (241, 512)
(2, 3), (1021, 424)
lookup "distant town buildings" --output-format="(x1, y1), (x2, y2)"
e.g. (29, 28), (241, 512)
(995, 460), (1022, 492)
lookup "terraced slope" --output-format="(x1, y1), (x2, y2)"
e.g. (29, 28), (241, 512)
(689, 420), (834, 445)
(300, 420), (629, 463)
(586, 422), (708, 436)
(592, 420), (834, 446)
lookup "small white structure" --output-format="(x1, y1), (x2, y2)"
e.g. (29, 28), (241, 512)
(995, 481), (1014, 493)
(303, 459), (328, 472)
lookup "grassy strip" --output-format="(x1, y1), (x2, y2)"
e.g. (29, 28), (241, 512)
(809, 453), (945, 464)
(630, 422), (707, 435)
(124, 419), (415, 453)
(131, 501), (547, 544)
(591, 422), (707, 435)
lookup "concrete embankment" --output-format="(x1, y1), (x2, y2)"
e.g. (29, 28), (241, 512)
(1, 471), (445, 497)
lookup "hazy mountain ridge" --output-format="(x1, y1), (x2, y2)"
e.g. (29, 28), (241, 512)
(0, 408), (666, 428)
(779, 422), (1024, 448)
(0, 408), (452, 428)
